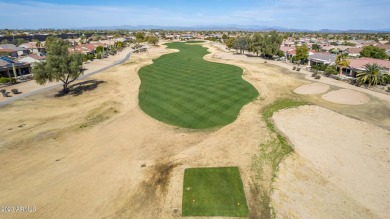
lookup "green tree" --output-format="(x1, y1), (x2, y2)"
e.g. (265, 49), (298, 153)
(13, 38), (28, 46)
(95, 46), (104, 59)
(259, 31), (283, 58)
(135, 32), (145, 42)
(225, 37), (236, 49)
(324, 65), (338, 76)
(96, 46), (103, 53)
(250, 33), (262, 56)
(335, 54), (350, 76)
(1, 39), (9, 44)
(87, 53), (95, 60)
(312, 43), (321, 52)
(233, 36), (250, 54)
(146, 36), (159, 45)
(160, 32), (166, 39)
(32, 36), (84, 93)
(36, 41), (41, 48)
(356, 63), (385, 87)
(360, 45), (388, 59)
(277, 50), (285, 57)
(294, 45), (309, 64)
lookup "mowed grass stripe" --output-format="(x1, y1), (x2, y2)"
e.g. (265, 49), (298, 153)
(139, 42), (259, 129)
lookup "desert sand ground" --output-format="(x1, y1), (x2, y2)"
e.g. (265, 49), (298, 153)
(0, 41), (389, 219)
(293, 83), (329, 95)
(272, 106), (390, 219)
(0, 46), (134, 105)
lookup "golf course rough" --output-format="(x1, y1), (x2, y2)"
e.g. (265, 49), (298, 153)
(182, 167), (249, 217)
(138, 42), (259, 129)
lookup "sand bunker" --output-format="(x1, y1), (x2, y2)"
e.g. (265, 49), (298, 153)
(322, 89), (369, 105)
(294, 83), (330, 95)
(272, 105), (390, 219)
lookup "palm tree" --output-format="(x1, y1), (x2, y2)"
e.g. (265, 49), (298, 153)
(356, 63), (385, 87)
(335, 54), (350, 76)
(312, 44), (321, 52)
(36, 41), (41, 53)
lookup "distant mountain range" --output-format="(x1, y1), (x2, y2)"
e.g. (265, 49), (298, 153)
(76, 25), (390, 33)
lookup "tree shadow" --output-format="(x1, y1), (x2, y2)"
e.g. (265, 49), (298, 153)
(55, 80), (106, 97)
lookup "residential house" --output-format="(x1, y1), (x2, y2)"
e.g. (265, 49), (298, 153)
(164, 35), (176, 40)
(69, 44), (96, 55)
(0, 56), (31, 78)
(279, 46), (294, 59)
(347, 58), (390, 77)
(18, 54), (46, 65)
(344, 47), (363, 57)
(19, 42), (45, 53)
(352, 40), (376, 47)
(286, 49), (315, 59)
(309, 53), (337, 66)
(180, 35), (193, 41)
(320, 45), (334, 53)
(0, 48), (18, 58)
(283, 40), (296, 48)
(0, 44), (29, 56)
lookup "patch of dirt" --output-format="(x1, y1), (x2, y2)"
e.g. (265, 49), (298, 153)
(79, 101), (121, 128)
(107, 160), (181, 219)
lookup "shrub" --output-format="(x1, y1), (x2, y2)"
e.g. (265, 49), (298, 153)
(0, 77), (9, 83)
(96, 52), (102, 59)
(315, 75), (321, 79)
(87, 53), (95, 60)
(311, 65), (320, 71)
(0, 77), (16, 84)
(384, 74), (390, 84)
(311, 64), (328, 71)
(324, 65), (338, 76)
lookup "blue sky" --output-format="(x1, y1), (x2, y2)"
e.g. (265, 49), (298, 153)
(0, 0), (389, 30)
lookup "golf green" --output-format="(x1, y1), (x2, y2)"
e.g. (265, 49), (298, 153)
(138, 42), (258, 129)
(182, 167), (249, 217)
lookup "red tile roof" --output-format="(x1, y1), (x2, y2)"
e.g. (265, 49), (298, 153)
(287, 49), (296, 55)
(279, 46), (294, 53)
(19, 42), (44, 49)
(28, 54), (46, 60)
(349, 58), (390, 70)
(0, 48), (17, 53)
(79, 44), (96, 51)
(346, 47), (363, 54)
(376, 44), (390, 50)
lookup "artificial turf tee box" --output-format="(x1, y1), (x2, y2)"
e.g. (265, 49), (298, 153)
(182, 167), (249, 217)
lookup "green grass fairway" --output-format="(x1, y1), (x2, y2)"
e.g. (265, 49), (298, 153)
(138, 42), (258, 129)
(185, 40), (205, 43)
(182, 167), (249, 217)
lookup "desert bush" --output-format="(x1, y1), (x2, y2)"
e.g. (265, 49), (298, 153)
(87, 53), (95, 60)
(324, 65), (338, 76)
(0, 77), (16, 84)
(384, 74), (390, 84)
